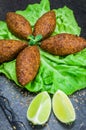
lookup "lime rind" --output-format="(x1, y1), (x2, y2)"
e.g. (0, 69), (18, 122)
(27, 91), (51, 125)
(52, 90), (76, 124)
(27, 90), (76, 125)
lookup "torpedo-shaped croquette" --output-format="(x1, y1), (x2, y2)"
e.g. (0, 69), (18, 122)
(40, 33), (86, 56)
(6, 12), (32, 39)
(0, 40), (28, 63)
(33, 11), (56, 39)
(16, 46), (40, 86)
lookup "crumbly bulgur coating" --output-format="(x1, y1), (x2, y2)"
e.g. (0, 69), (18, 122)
(40, 33), (86, 56)
(0, 40), (28, 63)
(6, 12), (32, 39)
(16, 46), (40, 86)
(33, 11), (56, 39)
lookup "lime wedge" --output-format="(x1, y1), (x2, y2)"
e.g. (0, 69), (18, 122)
(27, 91), (51, 125)
(52, 90), (76, 124)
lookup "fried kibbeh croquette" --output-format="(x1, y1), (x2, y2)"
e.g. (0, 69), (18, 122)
(33, 10), (56, 39)
(40, 33), (86, 56)
(16, 46), (40, 86)
(0, 40), (28, 63)
(6, 12), (32, 40)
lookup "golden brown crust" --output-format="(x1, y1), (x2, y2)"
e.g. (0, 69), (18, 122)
(40, 33), (86, 56)
(33, 11), (56, 39)
(6, 12), (32, 39)
(16, 46), (40, 86)
(0, 40), (28, 63)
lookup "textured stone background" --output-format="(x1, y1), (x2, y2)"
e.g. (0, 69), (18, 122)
(0, 0), (86, 130)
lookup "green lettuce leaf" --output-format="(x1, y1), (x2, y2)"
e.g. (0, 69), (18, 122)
(0, 60), (20, 86)
(16, 3), (81, 36)
(16, 0), (50, 27)
(25, 49), (86, 95)
(53, 6), (81, 36)
(0, 21), (19, 40)
(0, 49), (86, 95)
(0, 0), (85, 95)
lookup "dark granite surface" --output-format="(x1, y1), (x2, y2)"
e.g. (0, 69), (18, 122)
(0, 0), (86, 130)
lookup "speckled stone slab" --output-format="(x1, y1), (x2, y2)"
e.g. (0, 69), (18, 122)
(0, 75), (86, 130)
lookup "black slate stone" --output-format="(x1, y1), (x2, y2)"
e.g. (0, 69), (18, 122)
(0, 0), (86, 130)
